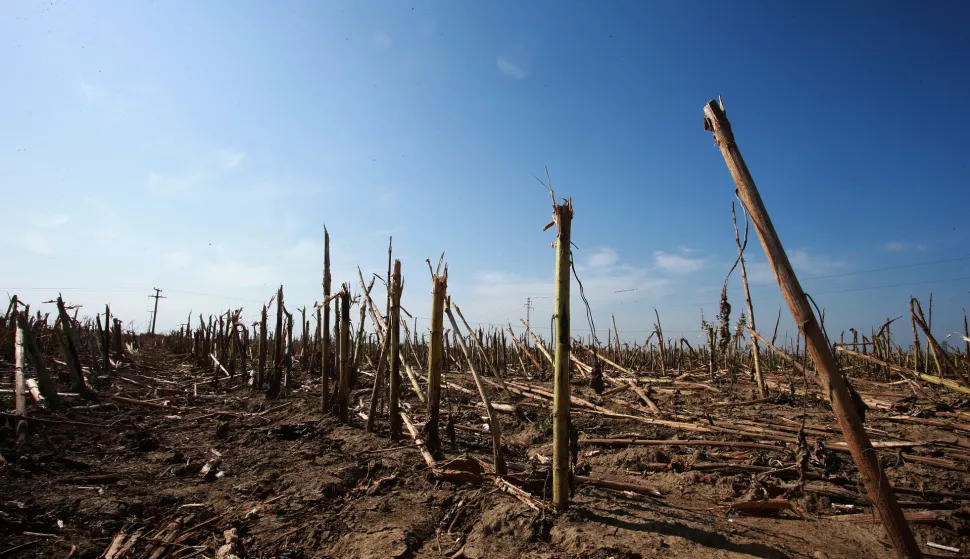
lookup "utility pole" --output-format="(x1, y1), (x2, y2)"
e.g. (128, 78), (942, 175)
(148, 288), (166, 335)
(524, 297), (534, 333)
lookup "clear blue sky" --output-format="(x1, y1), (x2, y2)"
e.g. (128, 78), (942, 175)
(2, 1), (968, 347)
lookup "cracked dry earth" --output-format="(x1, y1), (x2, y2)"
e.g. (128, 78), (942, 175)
(2, 343), (970, 559)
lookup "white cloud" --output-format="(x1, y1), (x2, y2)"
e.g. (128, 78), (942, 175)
(200, 251), (276, 288)
(374, 31), (393, 50)
(128, 83), (157, 96)
(282, 212), (304, 234)
(163, 251), (191, 269)
(467, 252), (670, 326)
(218, 149), (246, 170)
(586, 247), (619, 269)
(77, 197), (128, 243)
(377, 189), (396, 209)
(147, 149), (246, 196)
(284, 239), (321, 260)
(146, 170), (203, 194)
(38, 214), (70, 228)
(883, 241), (927, 252)
(653, 250), (705, 274)
(788, 249), (844, 276)
(744, 261), (776, 284)
(496, 46), (532, 80)
(472, 271), (552, 300)
(16, 234), (53, 255)
(78, 80), (100, 99)
(745, 249), (844, 283)
(497, 57), (529, 80)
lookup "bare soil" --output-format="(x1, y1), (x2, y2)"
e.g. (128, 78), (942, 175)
(2, 342), (969, 559)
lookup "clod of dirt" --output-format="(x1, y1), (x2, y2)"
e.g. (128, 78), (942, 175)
(463, 499), (540, 558)
(509, 423), (542, 448)
(578, 548), (644, 559)
(126, 501), (146, 517)
(333, 528), (412, 559)
(173, 461), (201, 477)
(57, 456), (93, 470)
(366, 475), (399, 496)
(124, 428), (160, 451)
(269, 422), (315, 441)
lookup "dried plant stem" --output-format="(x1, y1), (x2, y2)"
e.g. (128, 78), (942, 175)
(321, 227), (331, 412)
(56, 296), (94, 400)
(445, 300), (506, 474)
(704, 98), (920, 559)
(551, 198), (573, 512)
(733, 203), (767, 397)
(389, 261), (404, 440)
(337, 286), (351, 423)
(365, 329), (393, 433)
(425, 267), (446, 450)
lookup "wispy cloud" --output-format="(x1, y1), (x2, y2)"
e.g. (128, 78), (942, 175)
(496, 46), (532, 80)
(163, 251), (191, 269)
(78, 80), (101, 99)
(653, 250), (705, 274)
(147, 150), (248, 196)
(218, 149), (246, 170)
(284, 239), (320, 260)
(468, 246), (670, 324)
(746, 249), (845, 283)
(282, 212), (304, 234)
(146, 170), (203, 194)
(472, 271), (552, 300)
(744, 262), (776, 284)
(201, 248), (276, 288)
(373, 31), (393, 50)
(883, 241), (927, 252)
(73, 197), (130, 244)
(16, 234), (53, 255)
(377, 189), (396, 209)
(788, 249), (845, 276)
(586, 247), (619, 269)
(38, 214), (71, 228)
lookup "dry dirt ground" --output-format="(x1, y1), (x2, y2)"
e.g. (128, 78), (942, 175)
(2, 342), (969, 559)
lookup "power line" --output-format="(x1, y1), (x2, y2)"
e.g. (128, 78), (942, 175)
(162, 288), (267, 303)
(5, 254), (968, 332)
(404, 275), (970, 332)
(754, 253), (970, 285)
(0, 287), (143, 291)
(4, 253), (966, 303)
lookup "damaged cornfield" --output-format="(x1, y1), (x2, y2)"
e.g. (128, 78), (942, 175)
(3, 101), (970, 559)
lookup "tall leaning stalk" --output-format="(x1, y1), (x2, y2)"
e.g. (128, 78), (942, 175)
(446, 299), (506, 474)
(352, 274), (376, 386)
(551, 197), (573, 512)
(425, 264), (447, 451)
(704, 98), (919, 559)
(733, 203), (767, 397)
(389, 260), (404, 440)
